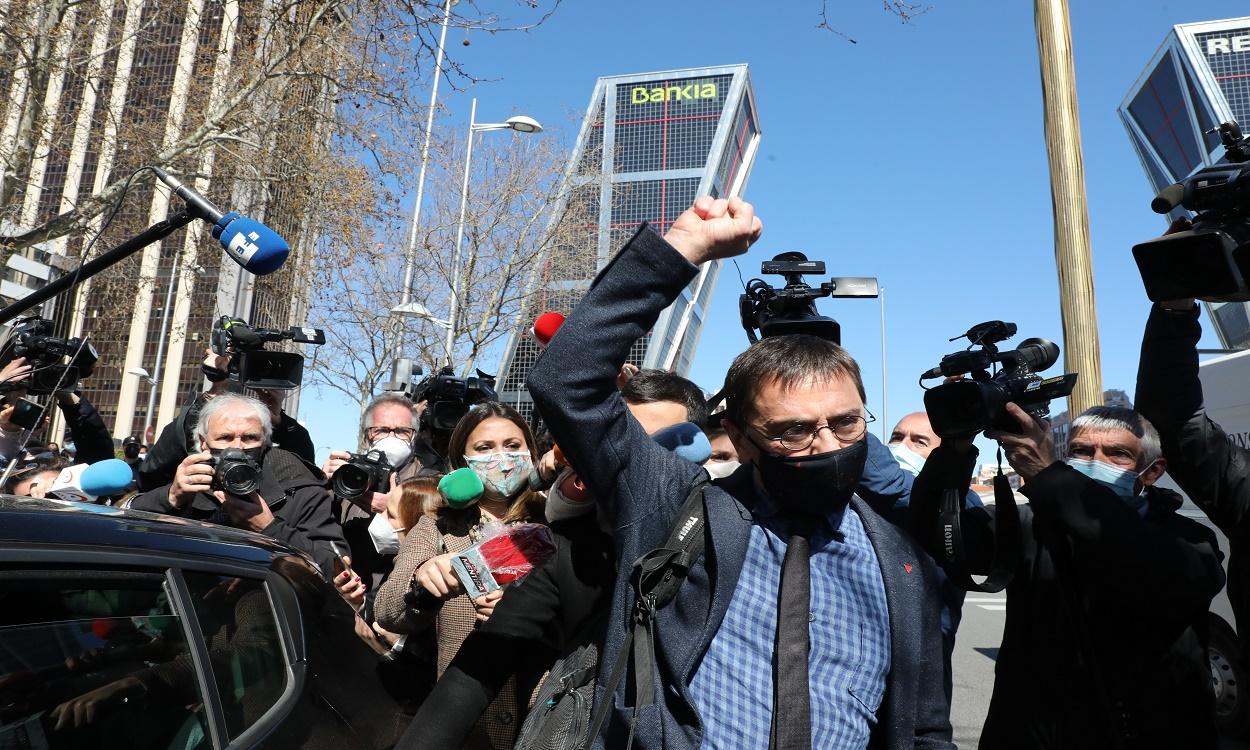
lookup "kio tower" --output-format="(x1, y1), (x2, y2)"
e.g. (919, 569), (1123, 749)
(1120, 16), (1250, 349)
(496, 65), (761, 423)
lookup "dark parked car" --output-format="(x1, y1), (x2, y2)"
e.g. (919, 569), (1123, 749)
(0, 496), (408, 749)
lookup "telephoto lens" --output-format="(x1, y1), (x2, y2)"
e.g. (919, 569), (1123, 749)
(211, 448), (262, 496)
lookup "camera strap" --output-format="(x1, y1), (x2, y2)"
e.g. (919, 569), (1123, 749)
(938, 466), (1021, 593)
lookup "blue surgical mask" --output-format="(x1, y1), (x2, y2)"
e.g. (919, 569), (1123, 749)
(888, 443), (927, 476)
(1065, 457), (1149, 515)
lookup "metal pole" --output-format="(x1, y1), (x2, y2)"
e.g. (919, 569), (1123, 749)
(144, 251), (181, 442)
(1034, 0), (1102, 415)
(444, 97), (476, 366)
(879, 285), (888, 442)
(399, 0), (455, 306)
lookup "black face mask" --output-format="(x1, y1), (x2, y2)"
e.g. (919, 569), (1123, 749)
(209, 446), (265, 465)
(748, 437), (868, 520)
(123, 445), (140, 460)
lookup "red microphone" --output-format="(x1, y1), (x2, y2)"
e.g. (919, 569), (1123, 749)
(530, 312), (565, 348)
(449, 523), (556, 598)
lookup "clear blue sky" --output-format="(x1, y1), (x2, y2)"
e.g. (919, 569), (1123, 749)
(301, 0), (1247, 462)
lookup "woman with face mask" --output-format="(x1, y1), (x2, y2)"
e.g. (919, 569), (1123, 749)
(375, 401), (543, 750)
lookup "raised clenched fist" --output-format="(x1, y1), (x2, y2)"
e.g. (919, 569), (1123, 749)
(663, 196), (763, 266)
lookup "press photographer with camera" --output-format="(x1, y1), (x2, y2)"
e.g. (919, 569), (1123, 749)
(528, 196), (953, 749)
(130, 392), (345, 575)
(910, 399), (1223, 749)
(138, 316), (321, 491)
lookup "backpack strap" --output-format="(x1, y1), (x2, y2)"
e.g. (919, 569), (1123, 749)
(582, 479), (709, 750)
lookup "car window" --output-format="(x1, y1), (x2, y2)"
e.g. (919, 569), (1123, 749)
(180, 572), (287, 741)
(0, 570), (211, 749)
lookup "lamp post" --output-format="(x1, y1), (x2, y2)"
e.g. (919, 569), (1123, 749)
(392, 301), (452, 331)
(126, 366), (157, 443)
(443, 99), (542, 365)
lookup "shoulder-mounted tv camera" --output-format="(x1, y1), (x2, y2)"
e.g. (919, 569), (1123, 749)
(0, 317), (98, 395)
(210, 316), (325, 390)
(920, 320), (1077, 439)
(1134, 121), (1250, 301)
(413, 366), (497, 433)
(739, 252), (878, 344)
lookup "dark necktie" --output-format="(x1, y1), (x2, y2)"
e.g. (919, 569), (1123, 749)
(770, 529), (812, 750)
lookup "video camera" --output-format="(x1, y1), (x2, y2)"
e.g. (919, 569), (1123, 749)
(332, 449), (392, 503)
(0, 317), (98, 395)
(1134, 121), (1250, 301)
(920, 321), (1077, 439)
(412, 366), (498, 433)
(210, 316), (325, 390)
(739, 252), (878, 344)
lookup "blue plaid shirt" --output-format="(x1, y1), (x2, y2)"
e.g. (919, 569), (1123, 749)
(689, 503), (891, 749)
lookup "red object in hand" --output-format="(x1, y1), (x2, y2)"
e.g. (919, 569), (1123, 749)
(474, 524), (556, 585)
(531, 312), (565, 347)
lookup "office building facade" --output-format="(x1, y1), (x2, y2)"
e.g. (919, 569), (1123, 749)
(1119, 16), (1250, 350)
(0, 0), (324, 442)
(496, 65), (761, 422)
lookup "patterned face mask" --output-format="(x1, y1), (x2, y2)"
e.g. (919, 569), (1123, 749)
(464, 451), (536, 499)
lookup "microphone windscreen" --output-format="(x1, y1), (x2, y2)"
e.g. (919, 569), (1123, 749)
(213, 213), (290, 276)
(80, 459), (136, 497)
(439, 467), (484, 509)
(532, 312), (565, 346)
(652, 422), (712, 465)
(48, 464), (93, 503)
(475, 523), (556, 584)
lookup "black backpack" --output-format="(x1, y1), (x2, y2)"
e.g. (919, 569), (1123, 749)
(515, 481), (709, 750)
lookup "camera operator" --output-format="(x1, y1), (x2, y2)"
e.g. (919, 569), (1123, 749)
(910, 403), (1222, 749)
(0, 367), (113, 469)
(139, 348), (316, 490)
(526, 196), (952, 749)
(130, 392), (345, 576)
(1135, 219), (1250, 657)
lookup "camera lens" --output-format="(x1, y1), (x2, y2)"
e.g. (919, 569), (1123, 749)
(333, 463), (374, 501)
(217, 460), (261, 496)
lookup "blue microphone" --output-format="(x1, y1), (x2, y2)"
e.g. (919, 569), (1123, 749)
(153, 168), (290, 276)
(81, 459), (137, 497)
(651, 422), (712, 464)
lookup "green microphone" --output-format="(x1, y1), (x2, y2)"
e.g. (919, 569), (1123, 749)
(439, 467), (485, 509)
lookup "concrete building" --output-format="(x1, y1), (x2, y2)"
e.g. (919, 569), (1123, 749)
(0, 1), (326, 443)
(1119, 16), (1250, 351)
(495, 65), (762, 424)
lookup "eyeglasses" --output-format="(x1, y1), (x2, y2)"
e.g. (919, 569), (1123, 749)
(752, 411), (876, 452)
(366, 426), (415, 441)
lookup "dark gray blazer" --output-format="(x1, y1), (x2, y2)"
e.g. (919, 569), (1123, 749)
(528, 225), (954, 750)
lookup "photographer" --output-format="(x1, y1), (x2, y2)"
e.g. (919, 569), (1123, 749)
(910, 403), (1223, 749)
(527, 196), (952, 749)
(130, 392), (344, 576)
(0, 357), (113, 466)
(139, 348), (316, 490)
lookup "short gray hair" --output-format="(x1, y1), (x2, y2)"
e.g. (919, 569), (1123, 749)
(1070, 406), (1161, 469)
(360, 393), (419, 440)
(195, 393), (274, 445)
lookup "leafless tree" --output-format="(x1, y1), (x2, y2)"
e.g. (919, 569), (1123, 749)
(816, 0), (931, 42)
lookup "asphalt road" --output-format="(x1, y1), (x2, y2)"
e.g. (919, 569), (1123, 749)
(949, 594), (1250, 750)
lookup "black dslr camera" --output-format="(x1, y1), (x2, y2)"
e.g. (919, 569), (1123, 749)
(210, 316), (326, 390)
(0, 317), (98, 394)
(332, 449), (392, 502)
(739, 252), (878, 344)
(413, 366), (498, 433)
(921, 321), (1078, 439)
(209, 448), (262, 496)
(1134, 121), (1250, 301)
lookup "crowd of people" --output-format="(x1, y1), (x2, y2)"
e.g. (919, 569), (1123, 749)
(5, 196), (1247, 749)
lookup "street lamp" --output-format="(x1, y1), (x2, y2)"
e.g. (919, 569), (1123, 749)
(127, 367), (156, 443)
(391, 301), (452, 331)
(444, 99), (543, 365)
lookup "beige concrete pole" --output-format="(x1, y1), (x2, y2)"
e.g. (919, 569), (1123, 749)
(1035, 0), (1103, 416)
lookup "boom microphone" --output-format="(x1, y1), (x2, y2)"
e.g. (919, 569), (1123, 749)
(152, 167), (290, 275)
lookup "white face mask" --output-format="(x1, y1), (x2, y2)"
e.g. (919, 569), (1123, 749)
(367, 511), (401, 555)
(888, 443), (927, 476)
(370, 435), (412, 469)
(704, 460), (742, 480)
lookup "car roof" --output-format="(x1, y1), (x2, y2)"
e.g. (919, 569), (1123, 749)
(0, 495), (299, 566)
